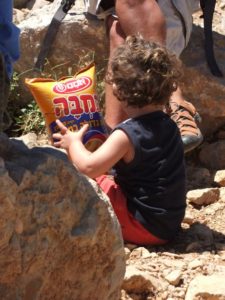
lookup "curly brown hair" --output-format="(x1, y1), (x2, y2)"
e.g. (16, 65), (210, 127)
(106, 35), (182, 108)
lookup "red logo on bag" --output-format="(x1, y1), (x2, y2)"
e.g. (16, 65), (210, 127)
(53, 76), (92, 94)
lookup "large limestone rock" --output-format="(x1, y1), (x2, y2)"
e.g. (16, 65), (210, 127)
(181, 17), (225, 136)
(15, 0), (107, 77)
(185, 274), (225, 300)
(0, 133), (125, 300)
(198, 140), (225, 169)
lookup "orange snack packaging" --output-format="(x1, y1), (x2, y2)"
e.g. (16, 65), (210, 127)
(25, 63), (108, 151)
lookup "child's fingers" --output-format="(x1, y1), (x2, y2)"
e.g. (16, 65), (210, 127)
(80, 123), (89, 134)
(53, 141), (61, 148)
(56, 119), (68, 134)
(52, 133), (62, 140)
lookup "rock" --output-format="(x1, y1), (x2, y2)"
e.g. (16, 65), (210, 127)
(185, 274), (225, 300)
(204, 201), (224, 216)
(122, 265), (167, 294)
(164, 270), (182, 286)
(220, 0), (225, 9)
(13, 132), (38, 148)
(214, 170), (225, 187)
(188, 258), (204, 270)
(186, 166), (212, 190)
(180, 67), (225, 137)
(187, 188), (220, 206)
(15, 0), (107, 106)
(130, 247), (151, 259)
(13, 8), (28, 24)
(124, 247), (131, 260)
(220, 187), (225, 201)
(181, 10), (225, 137)
(199, 141), (225, 170)
(183, 209), (196, 225)
(0, 133), (125, 300)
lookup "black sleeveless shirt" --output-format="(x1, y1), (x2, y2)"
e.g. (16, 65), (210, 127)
(113, 111), (186, 241)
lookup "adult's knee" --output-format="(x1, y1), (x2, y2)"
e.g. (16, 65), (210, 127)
(115, 0), (166, 43)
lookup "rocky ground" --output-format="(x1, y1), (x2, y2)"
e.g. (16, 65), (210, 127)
(11, 1), (225, 299)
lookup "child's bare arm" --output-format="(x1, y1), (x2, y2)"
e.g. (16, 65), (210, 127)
(53, 119), (131, 178)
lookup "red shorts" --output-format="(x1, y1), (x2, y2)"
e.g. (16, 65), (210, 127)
(96, 175), (167, 245)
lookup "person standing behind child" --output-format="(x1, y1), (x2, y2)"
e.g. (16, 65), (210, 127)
(85, 0), (203, 153)
(53, 35), (186, 246)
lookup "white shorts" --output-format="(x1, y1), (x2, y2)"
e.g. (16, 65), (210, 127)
(84, 0), (200, 56)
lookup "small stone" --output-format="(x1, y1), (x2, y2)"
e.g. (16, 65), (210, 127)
(164, 270), (182, 286)
(220, 251), (225, 261)
(140, 247), (152, 259)
(220, 187), (225, 202)
(219, 1), (225, 9)
(122, 266), (157, 293)
(183, 211), (195, 225)
(187, 188), (220, 206)
(124, 247), (131, 260)
(177, 289), (186, 298)
(188, 258), (203, 269)
(214, 170), (225, 187)
(160, 291), (169, 299)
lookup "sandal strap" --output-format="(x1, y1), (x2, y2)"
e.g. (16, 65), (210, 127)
(166, 99), (201, 137)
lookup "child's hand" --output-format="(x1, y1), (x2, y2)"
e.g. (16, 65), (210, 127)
(52, 119), (89, 150)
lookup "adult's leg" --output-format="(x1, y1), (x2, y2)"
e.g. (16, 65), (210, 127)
(115, 0), (166, 45)
(104, 16), (127, 130)
(104, 0), (166, 129)
(104, 0), (202, 152)
(157, 0), (203, 153)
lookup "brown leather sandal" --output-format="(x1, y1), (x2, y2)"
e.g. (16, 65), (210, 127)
(166, 99), (203, 153)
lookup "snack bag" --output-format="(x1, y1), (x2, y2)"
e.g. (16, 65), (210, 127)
(25, 63), (108, 151)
